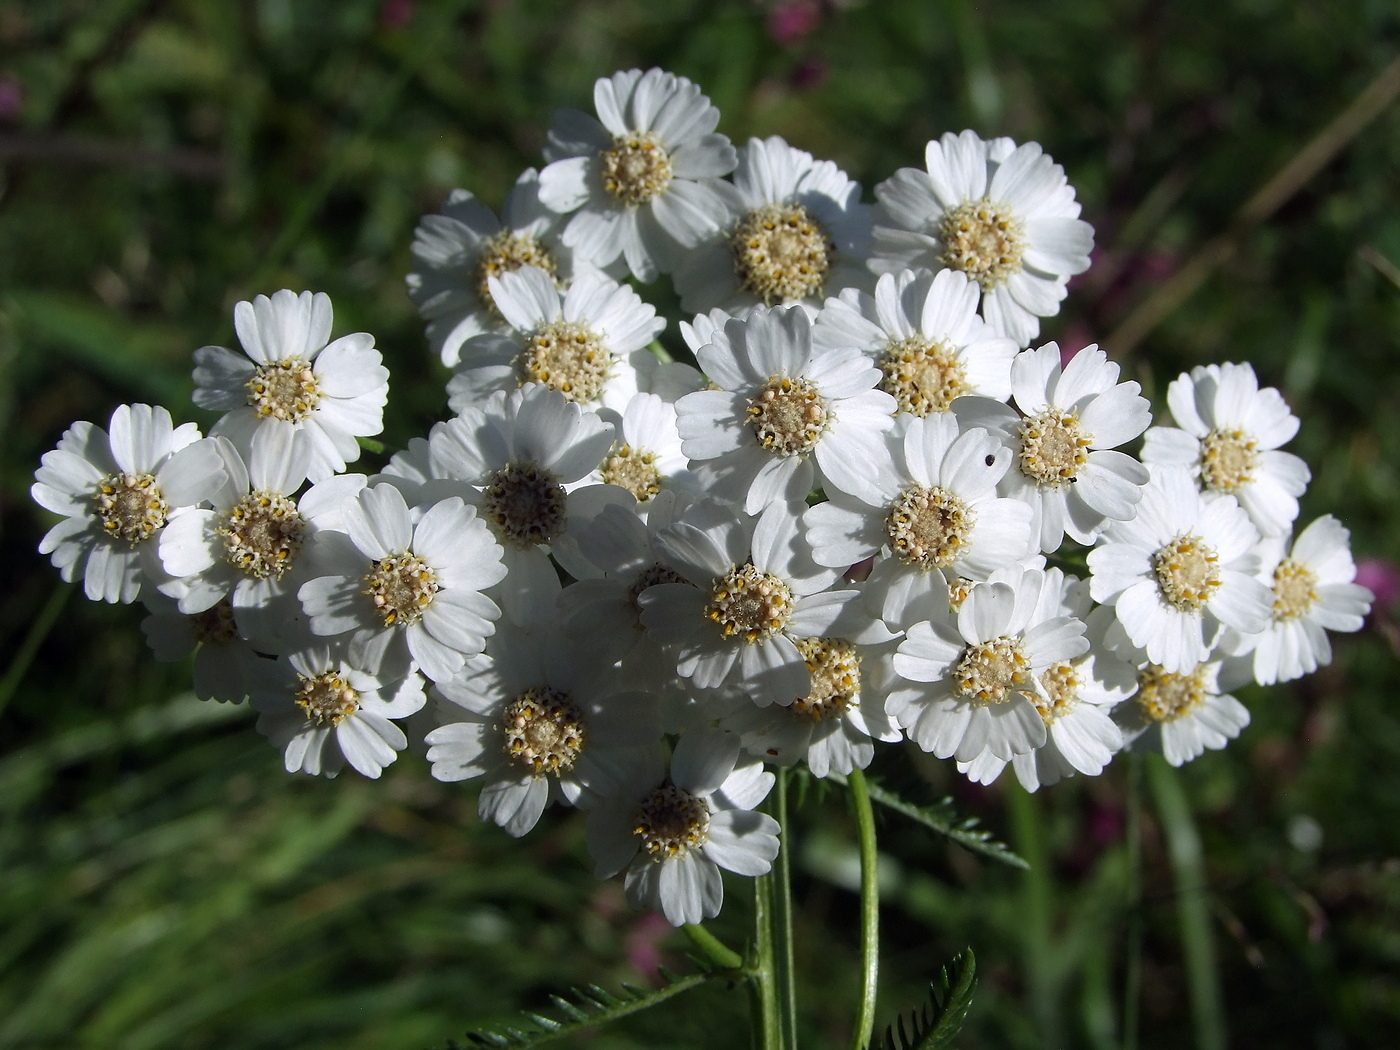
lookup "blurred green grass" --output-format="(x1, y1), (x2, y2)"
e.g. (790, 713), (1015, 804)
(2, 1), (1399, 1047)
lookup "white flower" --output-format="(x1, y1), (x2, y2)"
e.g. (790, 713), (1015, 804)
(156, 424), (314, 649)
(585, 728), (778, 926)
(447, 267), (665, 414)
(803, 412), (1034, 581)
(140, 594), (265, 703)
(672, 135), (872, 315)
(1223, 515), (1372, 685)
(813, 269), (1018, 415)
(249, 641), (426, 778)
(889, 567), (1089, 761)
(583, 392), (697, 508)
(639, 499), (876, 706)
(675, 305), (896, 511)
(424, 624), (662, 837)
(192, 290), (389, 482)
(871, 130), (1094, 346)
(1141, 362), (1309, 536)
(427, 384), (631, 625)
(958, 591), (1135, 791)
(1114, 660), (1249, 767)
(298, 484), (507, 683)
(33, 403), (226, 603)
(406, 170), (582, 367)
(1088, 467), (1273, 673)
(955, 343), (1151, 551)
(538, 68), (737, 281)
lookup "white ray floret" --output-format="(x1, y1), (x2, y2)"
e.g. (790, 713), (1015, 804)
(956, 343), (1151, 551)
(585, 728), (779, 927)
(1114, 659), (1250, 768)
(674, 305), (896, 511)
(1221, 514), (1372, 685)
(672, 135), (873, 315)
(298, 484), (506, 684)
(192, 290), (389, 482)
(1141, 362), (1309, 537)
(249, 641), (426, 779)
(447, 266), (664, 414)
(32, 403), (226, 604)
(140, 593), (266, 703)
(407, 170), (582, 367)
(813, 269), (1018, 415)
(538, 68), (737, 281)
(1088, 466), (1272, 673)
(427, 384), (632, 625)
(889, 567), (1089, 762)
(871, 130), (1094, 346)
(803, 412), (1034, 582)
(582, 392), (698, 508)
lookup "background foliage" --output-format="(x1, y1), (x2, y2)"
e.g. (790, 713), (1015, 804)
(3, 0), (1399, 1047)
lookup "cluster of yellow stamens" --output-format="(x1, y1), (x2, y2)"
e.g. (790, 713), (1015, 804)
(363, 551), (440, 627)
(295, 671), (360, 726)
(706, 564), (793, 642)
(788, 638), (861, 721)
(246, 359), (321, 422)
(1152, 534), (1221, 611)
(878, 336), (969, 416)
(500, 687), (586, 775)
(953, 636), (1032, 705)
(520, 321), (613, 404)
(600, 132), (674, 206)
(885, 485), (975, 570)
(938, 198), (1027, 291)
(1017, 409), (1092, 487)
(218, 492), (305, 580)
(633, 782), (711, 860)
(747, 375), (829, 456)
(731, 203), (834, 304)
(94, 472), (167, 545)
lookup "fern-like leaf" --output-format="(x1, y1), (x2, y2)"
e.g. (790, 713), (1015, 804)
(881, 949), (977, 1050)
(830, 775), (1028, 869)
(443, 971), (714, 1050)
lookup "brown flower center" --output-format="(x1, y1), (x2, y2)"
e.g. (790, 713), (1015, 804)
(190, 598), (239, 645)
(747, 375), (829, 456)
(707, 563), (794, 642)
(627, 562), (688, 626)
(938, 198), (1026, 291)
(363, 551), (439, 627)
(219, 492), (305, 580)
(731, 203), (834, 304)
(500, 687), (586, 775)
(296, 671), (360, 726)
(95, 472), (167, 545)
(634, 782), (711, 860)
(482, 462), (568, 548)
(600, 132), (674, 206)
(878, 336), (969, 416)
(246, 359), (321, 422)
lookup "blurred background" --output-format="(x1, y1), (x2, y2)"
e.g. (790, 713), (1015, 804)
(2, 0), (1399, 1047)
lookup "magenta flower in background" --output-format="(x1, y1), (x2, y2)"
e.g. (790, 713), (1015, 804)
(1356, 558), (1400, 618)
(767, 1), (821, 46)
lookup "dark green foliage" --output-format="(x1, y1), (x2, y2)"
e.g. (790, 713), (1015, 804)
(881, 950), (977, 1050)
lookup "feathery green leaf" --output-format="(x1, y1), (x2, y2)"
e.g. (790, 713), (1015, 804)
(881, 949), (977, 1050)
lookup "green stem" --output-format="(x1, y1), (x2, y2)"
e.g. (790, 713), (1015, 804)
(0, 585), (71, 720)
(1009, 782), (1058, 1049)
(847, 767), (879, 1050)
(750, 871), (782, 1050)
(1148, 757), (1227, 1050)
(773, 768), (798, 1049)
(1123, 752), (1143, 1050)
(683, 923), (744, 972)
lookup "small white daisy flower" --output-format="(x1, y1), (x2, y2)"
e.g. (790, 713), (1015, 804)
(812, 269), (1018, 415)
(538, 68), (737, 281)
(890, 567), (1089, 762)
(1114, 659), (1249, 768)
(583, 392), (697, 508)
(803, 412), (1034, 581)
(156, 424), (314, 648)
(447, 266), (665, 414)
(140, 594), (266, 703)
(192, 290), (389, 482)
(298, 484), (507, 683)
(407, 170), (582, 367)
(585, 728), (779, 927)
(871, 130), (1094, 346)
(33, 403), (227, 604)
(675, 305), (896, 511)
(425, 625), (662, 837)
(1088, 467), (1273, 673)
(427, 384), (631, 624)
(1141, 362), (1310, 537)
(639, 499), (874, 706)
(955, 343), (1151, 551)
(958, 591), (1135, 791)
(672, 135), (872, 315)
(1225, 515), (1373, 685)
(250, 641), (426, 778)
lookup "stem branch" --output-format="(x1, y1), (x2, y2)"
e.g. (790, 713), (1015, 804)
(847, 767), (880, 1050)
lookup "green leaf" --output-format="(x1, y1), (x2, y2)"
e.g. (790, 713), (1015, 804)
(444, 971), (714, 1049)
(881, 949), (977, 1050)
(826, 775), (1028, 870)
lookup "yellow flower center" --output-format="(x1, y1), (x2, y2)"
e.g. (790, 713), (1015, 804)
(938, 198), (1026, 291)
(731, 203), (834, 304)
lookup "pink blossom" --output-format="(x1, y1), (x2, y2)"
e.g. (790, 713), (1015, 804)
(767, 1), (820, 47)
(1356, 558), (1399, 617)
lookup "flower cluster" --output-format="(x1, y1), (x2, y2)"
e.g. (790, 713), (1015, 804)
(33, 70), (1371, 928)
